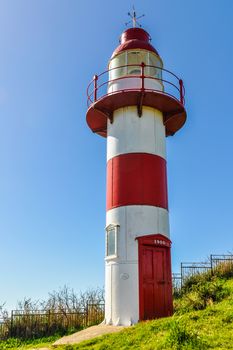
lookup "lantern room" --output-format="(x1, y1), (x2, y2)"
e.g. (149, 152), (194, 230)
(86, 27), (186, 137)
(108, 28), (163, 93)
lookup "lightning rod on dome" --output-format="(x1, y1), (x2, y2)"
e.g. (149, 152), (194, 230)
(125, 6), (145, 28)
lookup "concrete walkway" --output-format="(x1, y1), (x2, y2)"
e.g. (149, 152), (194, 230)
(53, 324), (128, 346)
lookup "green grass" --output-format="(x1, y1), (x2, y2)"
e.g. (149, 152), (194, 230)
(2, 273), (233, 349)
(0, 335), (60, 350)
(54, 278), (233, 350)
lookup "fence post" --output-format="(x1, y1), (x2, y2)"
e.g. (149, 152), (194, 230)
(48, 310), (51, 334)
(180, 262), (183, 288)
(179, 79), (184, 105)
(10, 311), (13, 338)
(210, 254), (213, 275)
(141, 62), (145, 92)
(93, 75), (98, 102)
(85, 303), (89, 327)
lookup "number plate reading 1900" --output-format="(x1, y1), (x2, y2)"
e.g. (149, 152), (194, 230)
(154, 239), (170, 247)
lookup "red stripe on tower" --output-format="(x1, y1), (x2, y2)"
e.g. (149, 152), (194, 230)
(107, 153), (168, 210)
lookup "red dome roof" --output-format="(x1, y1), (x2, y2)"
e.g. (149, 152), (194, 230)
(111, 27), (159, 58)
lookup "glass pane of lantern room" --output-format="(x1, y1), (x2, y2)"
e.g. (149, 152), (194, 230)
(147, 53), (162, 79)
(127, 51), (147, 75)
(107, 228), (116, 256)
(109, 52), (126, 80)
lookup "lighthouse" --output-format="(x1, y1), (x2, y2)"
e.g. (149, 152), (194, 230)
(86, 19), (186, 326)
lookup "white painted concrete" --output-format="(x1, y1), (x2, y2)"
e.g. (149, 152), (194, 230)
(104, 205), (169, 325)
(105, 261), (139, 326)
(107, 106), (166, 161)
(105, 64), (168, 326)
(106, 206), (169, 261)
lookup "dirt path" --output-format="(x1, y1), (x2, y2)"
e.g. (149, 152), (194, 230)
(53, 324), (128, 346)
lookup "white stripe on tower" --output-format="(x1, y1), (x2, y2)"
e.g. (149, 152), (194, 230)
(105, 105), (169, 326)
(107, 106), (166, 161)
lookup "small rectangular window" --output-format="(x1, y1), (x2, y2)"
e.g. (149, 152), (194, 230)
(106, 225), (118, 257)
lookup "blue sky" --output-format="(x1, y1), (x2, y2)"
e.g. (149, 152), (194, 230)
(0, 0), (233, 311)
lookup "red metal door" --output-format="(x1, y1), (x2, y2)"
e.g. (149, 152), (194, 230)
(138, 234), (173, 320)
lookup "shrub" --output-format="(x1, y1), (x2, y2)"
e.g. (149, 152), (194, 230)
(174, 277), (230, 313)
(180, 260), (233, 295)
(196, 278), (229, 303)
(213, 261), (233, 279)
(181, 271), (212, 294)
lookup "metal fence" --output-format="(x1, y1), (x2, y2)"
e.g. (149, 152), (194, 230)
(1, 254), (232, 339)
(0, 321), (8, 340)
(210, 254), (233, 269)
(172, 254), (233, 291)
(0, 302), (105, 340)
(181, 261), (211, 285)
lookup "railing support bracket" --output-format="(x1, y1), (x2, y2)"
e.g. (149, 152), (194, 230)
(137, 92), (145, 118)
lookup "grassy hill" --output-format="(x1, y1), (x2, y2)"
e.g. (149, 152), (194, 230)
(1, 270), (233, 350)
(57, 274), (233, 350)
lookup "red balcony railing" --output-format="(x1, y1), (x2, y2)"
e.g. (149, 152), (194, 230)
(87, 63), (185, 107)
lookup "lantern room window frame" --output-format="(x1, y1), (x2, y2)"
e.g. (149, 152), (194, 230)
(105, 224), (119, 259)
(108, 49), (163, 80)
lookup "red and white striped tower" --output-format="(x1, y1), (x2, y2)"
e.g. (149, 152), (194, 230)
(86, 23), (186, 326)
